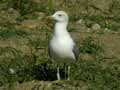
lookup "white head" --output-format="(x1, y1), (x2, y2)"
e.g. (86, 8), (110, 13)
(51, 11), (69, 23)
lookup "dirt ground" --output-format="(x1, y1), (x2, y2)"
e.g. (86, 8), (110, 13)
(0, 0), (120, 90)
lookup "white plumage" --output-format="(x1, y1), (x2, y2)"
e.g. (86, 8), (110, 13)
(49, 11), (78, 80)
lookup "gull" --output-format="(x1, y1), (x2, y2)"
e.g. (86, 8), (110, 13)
(48, 11), (78, 80)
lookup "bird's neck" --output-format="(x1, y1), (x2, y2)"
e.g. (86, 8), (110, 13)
(54, 22), (68, 37)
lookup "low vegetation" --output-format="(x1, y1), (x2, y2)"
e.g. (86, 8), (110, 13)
(0, 0), (120, 90)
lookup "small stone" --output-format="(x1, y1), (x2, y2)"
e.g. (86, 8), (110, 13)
(104, 28), (110, 31)
(9, 68), (15, 74)
(77, 19), (85, 24)
(91, 23), (101, 30)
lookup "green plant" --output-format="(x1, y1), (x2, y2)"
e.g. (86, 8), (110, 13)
(70, 57), (120, 90)
(0, 24), (28, 38)
(46, 0), (55, 14)
(79, 36), (103, 55)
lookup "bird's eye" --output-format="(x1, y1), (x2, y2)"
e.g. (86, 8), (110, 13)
(58, 14), (62, 17)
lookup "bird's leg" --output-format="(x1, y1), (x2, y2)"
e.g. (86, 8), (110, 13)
(64, 63), (67, 80)
(57, 66), (61, 80)
(67, 65), (71, 80)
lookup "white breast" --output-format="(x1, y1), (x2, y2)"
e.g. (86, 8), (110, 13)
(50, 35), (75, 59)
(49, 21), (76, 61)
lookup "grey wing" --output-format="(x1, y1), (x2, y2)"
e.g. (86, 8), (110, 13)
(72, 45), (79, 60)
